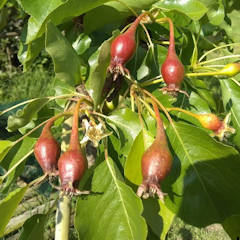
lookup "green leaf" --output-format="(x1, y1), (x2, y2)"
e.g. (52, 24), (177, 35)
(18, 25), (45, 71)
(166, 122), (240, 227)
(75, 158), (147, 240)
(222, 214), (240, 240)
(19, 0), (113, 43)
(72, 33), (92, 55)
(0, 8), (7, 30)
(2, 137), (36, 192)
(0, 186), (28, 237)
(0, 0), (7, 9)
(7, 98), (49, 132)
(45, 22), (82, 86)
(220, 79), (240, 148)
(19, 214), (47, 240)
(143, 198), (175, 240)
(85, 37), (112, 107)
(189, 91), (211, 114)
(124, 129), (154, 185)
(200, 0), (224, 25)
(83, 0), (158, 33)
(137, 48), (159, 81)
(154, 0), (208, 21)
(189, 78), (217, 111)
(107, 108), (141, 156)
(0, 140), (14, 163)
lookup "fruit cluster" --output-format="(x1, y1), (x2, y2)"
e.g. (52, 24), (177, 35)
(34, 13), (236, 201)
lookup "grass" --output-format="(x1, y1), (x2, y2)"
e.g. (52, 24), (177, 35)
(0, 66), (54, 103)
(166, 217), (230, 240)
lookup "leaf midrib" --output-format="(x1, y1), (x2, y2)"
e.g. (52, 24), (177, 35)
(170, 122), (219, 215)
(106, 158), (134, 239)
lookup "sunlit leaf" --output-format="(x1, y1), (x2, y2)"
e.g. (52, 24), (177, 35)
(75, 158), (147, 240)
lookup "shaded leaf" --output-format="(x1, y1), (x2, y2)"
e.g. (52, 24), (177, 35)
(222, 214), (240, 240)
(45, 22), (82, 86)
(75, 158), (147, 240)
(85, 37), (112, 107)
(19, 214), (47, 240)
(166, 122), (240, 227)
(7, 98), (49, 132)
(143, 198), (175, 240)
(107, 108), (141, 156)
(0, 186), (28, 237)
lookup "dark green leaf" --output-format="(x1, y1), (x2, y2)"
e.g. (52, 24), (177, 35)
(143, 198), (175, 240)
(19, 214), (47, 240)
(45, 22), (82, 86)
(85, 37), (112, 107)
(222, 214), (240, 240)
(0, 186), (28, 237)
(7, 98), (49, 132)
(75, 158), (147, 240)
(166, 122), (240, 227)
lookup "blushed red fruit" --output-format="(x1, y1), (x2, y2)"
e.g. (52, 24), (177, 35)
(58, 100), (87, 194)
(34, 119), (60, 175)
(161, 18), (184, 90)
(137, 101), (172, 201)
(109, 13), (145, 74)
(58, 149), (86, 193)
(197, 113), (223, 132)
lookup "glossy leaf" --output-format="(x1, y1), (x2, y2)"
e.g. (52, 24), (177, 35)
(0, 186), (28, 237)
(85, 37), (112, 107)
(166, 122), (240, 227)
(19, 0), (112, 43)
(7, 98), (49, 132)
(45, 22), (82, 86)
(107, 108), (141, 156)
(124, 129), (154, 185)
(0, 140), (14, 163)
(83, 0), (157, 33)
(154, 0), (208, 21)
(75, 158), (147, 240)
(19, 214), (47, 240)
(72, 33), (92, 55)
(220, 79), (240, 148)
